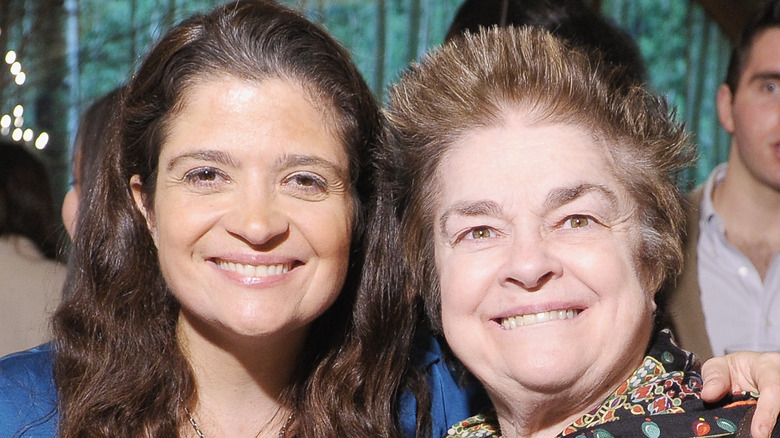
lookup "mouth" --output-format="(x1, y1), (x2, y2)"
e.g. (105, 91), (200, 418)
(497, 308), (581, 330)
(214, 260), (298, 278)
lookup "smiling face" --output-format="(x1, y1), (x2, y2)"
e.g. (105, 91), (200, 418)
(718, 28), (780, 191)
(131, 77), (352, 345)
(433, 112), (656, 420)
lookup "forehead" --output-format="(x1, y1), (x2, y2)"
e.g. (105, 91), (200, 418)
(169, 77), (342, 145)
(154, 77), (351, 179)
(435, 116), (624, 205)
(742, 28), (780, 75)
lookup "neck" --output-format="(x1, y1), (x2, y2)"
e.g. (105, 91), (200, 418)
(714, 156), (780, 218)
(493, 395), (593, 438)
(488, 351), (647, 438)
(713, 157), (780, 277)
(177, 313), (305, 437)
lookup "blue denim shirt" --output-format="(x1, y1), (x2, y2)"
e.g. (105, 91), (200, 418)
(399, 334), (489, 437)
(0, 344), (58, 437)
(0, 337), (487, 437)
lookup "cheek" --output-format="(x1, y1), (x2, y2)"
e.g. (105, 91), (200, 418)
(294, 200), (354, 297)
(589, 239), (651, 310)
(437, 251), (487, 321)
(150, 195), (211, 252)
(310, 200), (353, 255)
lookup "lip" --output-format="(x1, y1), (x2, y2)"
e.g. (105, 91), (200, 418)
(208, 254), (304, 286)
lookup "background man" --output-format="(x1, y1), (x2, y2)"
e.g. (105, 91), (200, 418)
(665, 0), (780, 359)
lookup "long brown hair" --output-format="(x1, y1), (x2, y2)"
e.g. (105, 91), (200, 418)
(53, 1), (386, 435)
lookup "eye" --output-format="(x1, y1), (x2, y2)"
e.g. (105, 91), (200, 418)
(452, 226), (499, 245)
(290, 172), (326, 189)
(183, 167), (228, 187)
(282, 171), (329, 199)
(469, 227), (495, 239)
(762, 80), (779, 94)
(564, 215), (591, 229)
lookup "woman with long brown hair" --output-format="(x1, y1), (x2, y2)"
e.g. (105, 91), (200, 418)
(0, 1), (393, 435)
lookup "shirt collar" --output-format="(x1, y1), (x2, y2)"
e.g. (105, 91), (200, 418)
(700, 163), (728, 227)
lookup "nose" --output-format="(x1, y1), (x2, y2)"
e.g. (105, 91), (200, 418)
(500, 235), (562, 291)
(224, 184), (289, 247)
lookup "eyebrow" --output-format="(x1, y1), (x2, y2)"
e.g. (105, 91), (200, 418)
(438, 200), (503, 235)
(437, 183), (619, 234)
(166, 150), (239, 172)
(747, 71), (780, 84)
(543, 183), (619, 211)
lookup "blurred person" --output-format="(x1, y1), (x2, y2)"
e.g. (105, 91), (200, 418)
(665, 0), (780, 359)
(0, 139), (66, 356)
(61, 87), (124, 239)
(444, 0), (646, 87)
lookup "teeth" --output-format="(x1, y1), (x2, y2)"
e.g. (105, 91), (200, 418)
(500, 309), (579, 330)
(216, 261), (290, 278)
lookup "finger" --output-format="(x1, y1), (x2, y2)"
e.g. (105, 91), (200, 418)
(752, 389), (780, 438)
(700, 355), (732, 402)
(750, 353), (780, 438)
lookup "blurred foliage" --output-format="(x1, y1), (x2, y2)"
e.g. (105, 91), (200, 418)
(0, 0), (732, 202)
(602, 0), (731, 187)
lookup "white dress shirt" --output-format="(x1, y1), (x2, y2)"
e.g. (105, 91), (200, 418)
(697, 164), (780, 356)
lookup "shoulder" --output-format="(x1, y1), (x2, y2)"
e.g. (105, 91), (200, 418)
(0, 344), (58, 436)
(684, 186), (704, 227)
(0, 234), (66, 296)
(579, 331), (766, 437)
(399, 334), (490, 438)
(585, 394), (763, 438)
(686, 186), (704, 204)
(412, 333), (487, 408)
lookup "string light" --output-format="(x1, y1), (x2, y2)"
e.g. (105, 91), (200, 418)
(35, 132), (49, 150)
(2, 40), (47, 148)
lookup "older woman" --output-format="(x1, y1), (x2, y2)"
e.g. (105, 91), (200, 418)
(386, 26), (780, 437)
(0, 1), (390, 436)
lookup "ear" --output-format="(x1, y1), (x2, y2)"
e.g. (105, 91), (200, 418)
(61, 187), (79, 240)
(130, 174), (158, 245)
(716, 83), (736, 134)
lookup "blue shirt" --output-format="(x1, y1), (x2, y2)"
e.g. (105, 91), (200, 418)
(400, 334), (489, 437)
(0, 337), (484, 437)
(0, 344), (58, 437)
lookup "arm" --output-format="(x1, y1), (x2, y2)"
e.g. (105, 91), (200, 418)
(701, 352), (780, 438)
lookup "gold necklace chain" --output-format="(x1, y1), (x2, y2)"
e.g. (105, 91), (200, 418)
(184, 407), (294, 438)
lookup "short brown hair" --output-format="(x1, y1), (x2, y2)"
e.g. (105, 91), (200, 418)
(725, 0), (780, 93)
(386, 26), (693, 331)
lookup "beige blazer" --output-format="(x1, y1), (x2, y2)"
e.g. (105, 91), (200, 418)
(663, 188), (715, 361)
(0, 235), (66, 357)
